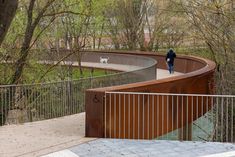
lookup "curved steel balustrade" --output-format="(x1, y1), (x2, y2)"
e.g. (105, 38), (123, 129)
(0, 51), (157, 125)
(85, 50), (216, 139)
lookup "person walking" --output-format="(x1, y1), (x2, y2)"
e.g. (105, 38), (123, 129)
(166, 48), (176, 74)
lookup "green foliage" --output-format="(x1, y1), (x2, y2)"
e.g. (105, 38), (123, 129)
(0, 0), (233, 86)
(24, 64), (114, 83)
(0, 62), (114, 84)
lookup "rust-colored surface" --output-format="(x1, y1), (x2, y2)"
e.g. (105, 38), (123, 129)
(85, 51), (216, 139)
(104, 94), (213, 139)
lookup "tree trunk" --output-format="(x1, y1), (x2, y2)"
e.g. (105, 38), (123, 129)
(11, 26), (34, 84)
(0, 0), (18, 45)
(77, 51), (83, 77)
(97, 23), (104, 49)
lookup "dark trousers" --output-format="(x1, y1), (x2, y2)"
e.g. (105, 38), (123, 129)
(167, 63), (174, 74)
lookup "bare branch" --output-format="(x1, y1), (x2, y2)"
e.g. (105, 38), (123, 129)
(43, 10), (89, 17)
(39, 50), (77, 81)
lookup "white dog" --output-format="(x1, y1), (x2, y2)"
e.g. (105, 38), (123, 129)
(100, 57), (109, 64)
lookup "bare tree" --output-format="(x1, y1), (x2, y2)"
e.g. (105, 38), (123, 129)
(144, 0), (186, 51)
(59, 1), (93, 78)
(177, 0), (234, 94)
(10, 0), (58, 84)
(172, 0), (235, 142)
(104, 0), (185, 51)
(105, 0), (147, 50)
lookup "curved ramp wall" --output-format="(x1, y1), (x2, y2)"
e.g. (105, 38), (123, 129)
(80, 52), (157, 83)
(41, 50), (157, 84)
(0, 51), (157, 125)
(85, 51), (216, 138)
(46, 50), (157, 72)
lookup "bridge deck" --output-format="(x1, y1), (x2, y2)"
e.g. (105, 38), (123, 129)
(40, 60), (183, 79)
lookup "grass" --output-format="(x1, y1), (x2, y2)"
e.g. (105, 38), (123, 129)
(0, 63), (115, 84)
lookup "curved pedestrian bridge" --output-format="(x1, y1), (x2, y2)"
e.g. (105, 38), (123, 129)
(85, 50), (216, 139)
(0, 50), (220, 157)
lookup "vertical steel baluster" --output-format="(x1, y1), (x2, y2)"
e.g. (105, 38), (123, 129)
(162, 95), (164, 139)
(133, 94), (135, 139)
(172, 95), (174, 139)
(186, 96), (188, 140)
(110, 93), (112, 138)
(124, 94), (126, 139)
(166, 95), (169, 140)
(143, 94), (145, 139)
(196, 96), (199, 138)
(206, 96), (209, 141)
(177, 95), (179, 138)
(181, 96), (184, 140)
(128, 94), (130, 139)
(114, 93), (116, 138)
(191, 96), (194, 140)
(138, 94), (140, 139)
(147, 94), (150, 139)
(157, 95), (159, 139)
(1, 87), (3, 125)
(104, 92), (107, 138)
(152, 95), (154, 139)
(221, 97), (224, 142)
(119, 93), (121, 139)
(232, 97), (234, 142)
(109, 92), (111, 138)
(216, 97), (219, 142)
(210, 96), (214, 142)
(226, 97), (229, 142)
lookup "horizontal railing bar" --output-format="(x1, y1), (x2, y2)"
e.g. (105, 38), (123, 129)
(0, 57), (156, 126)
(105, 92), (235, 98)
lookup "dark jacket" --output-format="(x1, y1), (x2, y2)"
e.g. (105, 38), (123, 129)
(166, 49), (176, 65)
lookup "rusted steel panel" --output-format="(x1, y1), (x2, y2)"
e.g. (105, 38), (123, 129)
(85, 51), (216, 138)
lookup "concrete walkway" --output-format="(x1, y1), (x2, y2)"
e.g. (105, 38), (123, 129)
(39, 60), (183, 79)
(43, 139), (235, 157)
(39, 61), (142, 72)
(0, 113), (94, 157)
(157, 69), (182, 79)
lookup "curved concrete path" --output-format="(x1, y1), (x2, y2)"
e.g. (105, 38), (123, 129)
(39, 60), (183, 79)
(38, 61), (142, 72)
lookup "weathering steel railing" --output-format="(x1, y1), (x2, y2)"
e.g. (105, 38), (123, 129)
(0, 60), (156, 126)
(104, 92), (235, 143)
